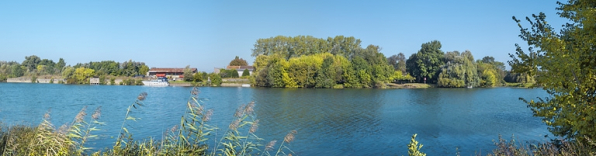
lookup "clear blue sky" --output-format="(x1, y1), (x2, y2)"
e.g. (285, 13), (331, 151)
(0, 0), (567, 72)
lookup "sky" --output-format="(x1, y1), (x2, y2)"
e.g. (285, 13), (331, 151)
(0, 0), (568, 72)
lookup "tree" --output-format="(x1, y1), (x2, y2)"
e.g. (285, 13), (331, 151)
(387, 53), (406, 73)
(74, 67), (95, 84)
(437, 51), (479, 88)
(229, 56), (248, 66)
(208, 73), (222, 86)
(55, 58), (66, 73)
(409, 41), (445, 83)
(22, 55), (41, 72)
(230, 69), (239, 78)
(193, 73), (202, 82)
(242, 69), (250, 77)
(139, 65), (149, 76)
(509, 0), (596, 141)
(183, 65), (193, 81)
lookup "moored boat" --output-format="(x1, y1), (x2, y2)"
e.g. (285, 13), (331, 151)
(142, 77), (169, 87)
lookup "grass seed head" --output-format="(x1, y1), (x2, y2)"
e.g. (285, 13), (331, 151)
(229, 118), (241, 131)
(244, 101), (255, 115)
(250, 119), (259, 133)
(137, 92), (148, 101)
(92, 106), (102, 120)
(284, 130), (297, 143)
(202, 109), (213, 122)
(265, 140), (277, 151)
(75, 106), (88, 123)
(234, 104), (246, 118)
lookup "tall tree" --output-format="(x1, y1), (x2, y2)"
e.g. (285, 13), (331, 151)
(410, 41), (445, 83)
(229, 56), (248, 66)
(388, 53), (406, 73)
(183, 65), (193, 81)
(22, 55), (41, 72)
(509, 0), (596, 141)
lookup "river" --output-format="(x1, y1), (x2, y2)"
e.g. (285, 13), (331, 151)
(0, 83), (551, 155)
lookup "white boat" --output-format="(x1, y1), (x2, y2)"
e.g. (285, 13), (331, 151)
(142, 77), (169, 87)
(241, 84), (251, 87)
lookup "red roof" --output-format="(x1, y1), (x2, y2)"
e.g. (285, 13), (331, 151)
(149, 68), (197, 73)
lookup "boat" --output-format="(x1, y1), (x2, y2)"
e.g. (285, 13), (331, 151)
(142, 77), (169, 87)
(241, 84), (251, 87)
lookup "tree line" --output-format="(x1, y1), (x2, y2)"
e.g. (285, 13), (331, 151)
(249, 35), (528, 88)
(0, 56), (150, 84)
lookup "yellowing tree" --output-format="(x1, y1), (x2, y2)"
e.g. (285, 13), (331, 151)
(74, 67), (95, 84)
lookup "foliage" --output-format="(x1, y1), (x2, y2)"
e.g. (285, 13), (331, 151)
(407, 134), (426, 156)
(209, 73), (222, 86)
(183, 65), (194, 82)
(437, 51), (479, 88)
(74, 67), (95, 84)
(509, 0), (596, 141)
(251, 36), (394, 88)
(31, 75), (37, 83)
(387, 53), (407, 74)
(407, 40), (445, 83)
(219, 69), (240, 78)
(193, 73), (203, 82)
(241, 69), (250, 77)
(229, 56), (248, 66)
(251, 35), (361, 60)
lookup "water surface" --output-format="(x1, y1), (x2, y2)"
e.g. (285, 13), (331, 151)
(0, 83), (551, 155)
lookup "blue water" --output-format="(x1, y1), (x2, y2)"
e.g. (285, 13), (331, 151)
(0, 83), (551, 155)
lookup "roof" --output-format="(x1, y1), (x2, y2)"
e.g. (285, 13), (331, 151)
(226, 66), (254, 70)
(149, 68), (197, 73)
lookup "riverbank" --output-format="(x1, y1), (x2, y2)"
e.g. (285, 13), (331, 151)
(386, 83), (433, 89)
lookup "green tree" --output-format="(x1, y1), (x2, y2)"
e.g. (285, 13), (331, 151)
(509, 0), (596, 141)
(230, 69), (239, 78)
(438, 51), (479, 88)
(387, 53), (406, 73)
(55, 58), (66, 73)
(208, 73), (222, 86)
(183, 65), (193, 81)
(62, 66), (75, 81)
(139, 65), (149, 76)
(229, 56), (248, 66)
(412, 41), (445, 83)
(193, 73), (202, 82)
(22, 55), (41, 72)
(10, 64), (24, 77)
(242, 69), (250, 77)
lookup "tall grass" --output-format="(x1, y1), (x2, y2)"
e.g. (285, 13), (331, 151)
(0, 87), (296, 156)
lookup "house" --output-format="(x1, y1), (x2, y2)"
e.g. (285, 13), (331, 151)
(226, 66), (255, 76)
(147, 67), (197, 80)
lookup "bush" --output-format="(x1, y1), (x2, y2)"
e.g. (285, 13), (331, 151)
(31, 75), (37, 83)
(242, 69), (250, 77)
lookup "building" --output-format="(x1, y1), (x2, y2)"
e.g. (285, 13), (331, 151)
(226, 66), (255, 76)
(147, 67), (197, 80)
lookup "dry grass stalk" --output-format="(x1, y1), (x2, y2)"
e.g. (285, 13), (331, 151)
(249, 119), (259, 133)
(265, 140), (277, 151)
(284, 130), (297, 143)
(202, 109), (213, 122)
(92, 106), (102, 120)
